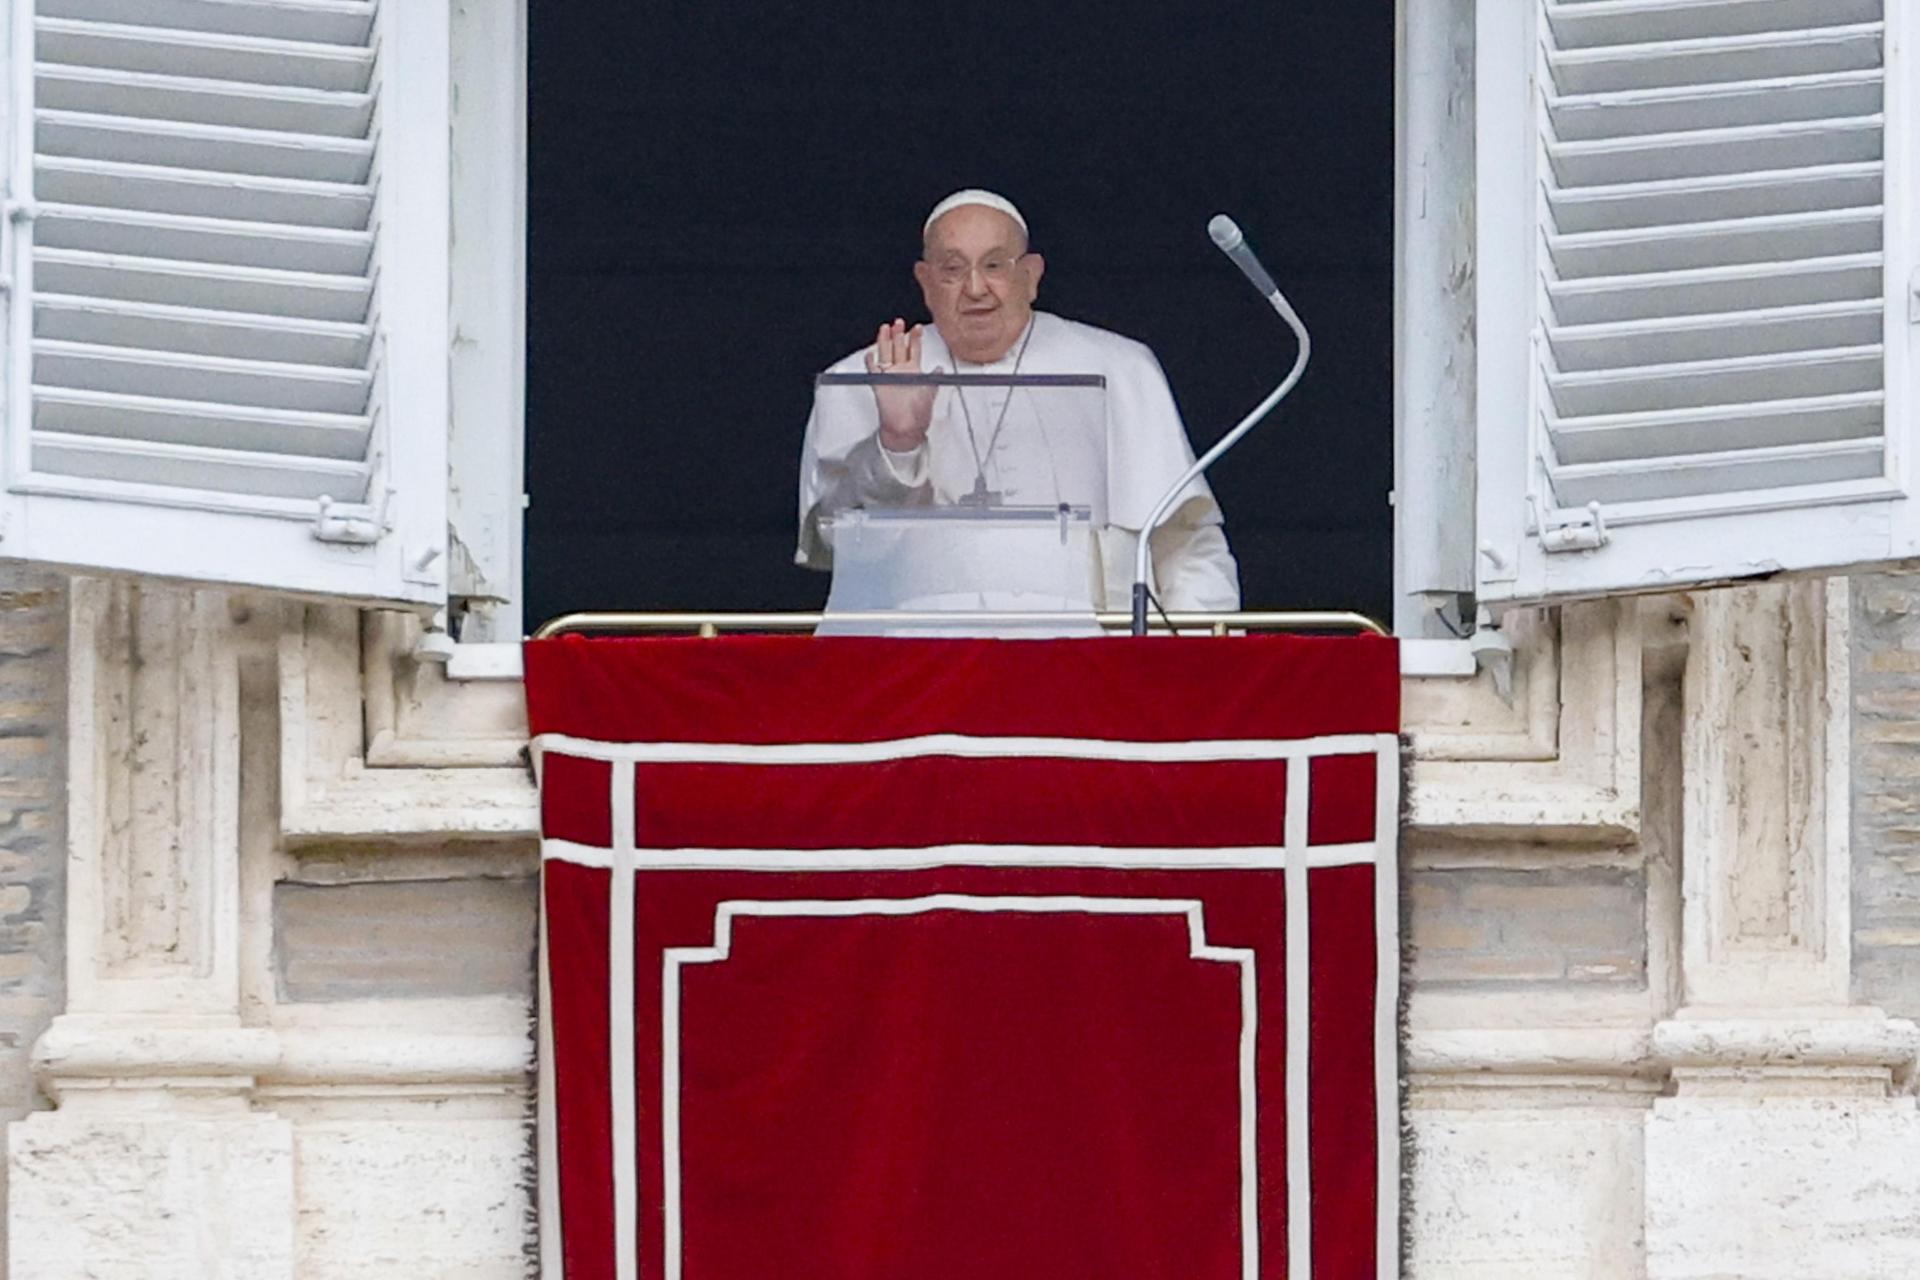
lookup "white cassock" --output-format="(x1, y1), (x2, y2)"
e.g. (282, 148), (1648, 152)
(797, 311), (1241, 611)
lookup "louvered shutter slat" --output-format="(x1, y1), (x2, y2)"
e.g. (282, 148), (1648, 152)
(36, 19), (374, 93)
(36, 341), (371, 413)
(1550, 392), (1882, 464)
(1549, 346), (1882, 418)
(32, 430), (369, 500)
(1549, 208), (1882, 277)
(25, 0), (380, 506)
(1535, 0), (1889, 512)
(1548, 71), (1882, 141)
(36, 205), (371, 273)
(37, 249), (372, 321)
(1548, 163), (1882, 234)
(39, 0), (376, 47)
(1546, 253), (1883, 324)
(37, 66), (374, 137)
(1548, 24), (1883, 95)
(1549, 438), (1883, 506)
(35, 158), (373, 228)
(1547, 299), (1882, 370)
(38, 111), (372, 182)
(36, 387), (370, 458)
(1549, 116), (1882, 187)
(1547, 0), (1882, 48)
(36, 295), (371, 365)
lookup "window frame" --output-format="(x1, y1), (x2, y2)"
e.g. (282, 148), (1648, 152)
(471, 0), (1444, 651)
(449, 0), (1533, 660)
(444, 0), (528, 643)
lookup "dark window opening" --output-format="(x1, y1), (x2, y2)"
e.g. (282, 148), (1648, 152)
(526, 3), (1394, 626)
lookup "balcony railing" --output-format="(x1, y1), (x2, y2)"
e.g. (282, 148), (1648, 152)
(532, 610), (1389, 639)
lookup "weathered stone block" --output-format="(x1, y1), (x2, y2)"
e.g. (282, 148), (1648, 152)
(1408, 866), (1646, 988)
(292, 1111), (530, 1279)
(1646, 1097), (1920, 1280)
(1850, 572), (1920, 1018)
(8, 1112), (295, 1280)
(0, 568), (64, 1272)
(1407, 1102), (1645, 1278)
(274, 876), (537, 1002)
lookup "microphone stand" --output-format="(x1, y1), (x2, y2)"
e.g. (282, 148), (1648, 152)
(1131, 218), (1310, 635)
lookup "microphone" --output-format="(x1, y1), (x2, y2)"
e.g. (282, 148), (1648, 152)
(1208, 214), (1279, 298)
(1209, 213), (1306, 332)
(1131, 215), (1311, 635)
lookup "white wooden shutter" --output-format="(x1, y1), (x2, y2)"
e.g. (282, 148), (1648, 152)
(1475, 0), (1919, 604)
(0, 0), (449, 605)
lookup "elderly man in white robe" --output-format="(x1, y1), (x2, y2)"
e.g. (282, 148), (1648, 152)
(797, 189), (1241, 612)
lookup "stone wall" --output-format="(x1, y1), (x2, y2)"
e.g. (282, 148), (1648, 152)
(1406, 863), (1648, 989)
(1850, 571), (1920, 1018)
(0, 570), (65, 1273)
(3, 574), (1915, 1278)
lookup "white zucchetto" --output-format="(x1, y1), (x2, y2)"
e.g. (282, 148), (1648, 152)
(923, 189), (1028, 237)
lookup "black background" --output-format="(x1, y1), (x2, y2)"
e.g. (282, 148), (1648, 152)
(525, 2), (1394, 628)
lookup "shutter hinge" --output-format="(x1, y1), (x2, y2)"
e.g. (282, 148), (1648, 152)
(1533, 497), (1610, 554)
(312, 491), (392, 545)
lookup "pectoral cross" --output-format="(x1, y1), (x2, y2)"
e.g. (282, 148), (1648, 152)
(958, 474), (1002, 507)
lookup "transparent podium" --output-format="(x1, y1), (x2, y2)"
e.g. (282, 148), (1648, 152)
(804, 372), (1108, 637)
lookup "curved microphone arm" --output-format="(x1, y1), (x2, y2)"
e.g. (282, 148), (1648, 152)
(1131, 241), (1310, 635)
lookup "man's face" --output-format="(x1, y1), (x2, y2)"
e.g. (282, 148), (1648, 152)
(914, 205), (1045, 364)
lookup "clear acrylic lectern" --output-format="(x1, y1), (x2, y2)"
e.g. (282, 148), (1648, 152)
(803, 372), (1107, 636)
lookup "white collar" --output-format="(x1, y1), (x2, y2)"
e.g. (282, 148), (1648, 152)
(943, 313), (1039, 372)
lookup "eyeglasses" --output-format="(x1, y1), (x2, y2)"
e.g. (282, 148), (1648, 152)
(924, 253), (1030, 287)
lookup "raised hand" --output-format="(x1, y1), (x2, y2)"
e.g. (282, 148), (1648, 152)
(866, 317), (936, 451)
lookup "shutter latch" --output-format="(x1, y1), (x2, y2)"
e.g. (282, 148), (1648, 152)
(312, 491), (391, 545)
(1534, 498), (1609, 554)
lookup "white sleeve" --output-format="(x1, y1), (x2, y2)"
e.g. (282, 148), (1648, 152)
(798, 357), (935, 568)
(797, 431), (933, 570)
(874, 437), (930, 487)
(1148, 497), (1241, 611)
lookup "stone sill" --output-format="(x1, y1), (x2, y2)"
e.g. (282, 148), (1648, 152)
(289, 603), (1637, 846)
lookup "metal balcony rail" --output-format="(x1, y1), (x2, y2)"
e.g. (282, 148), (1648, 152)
(532, 610), (1388, 640)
